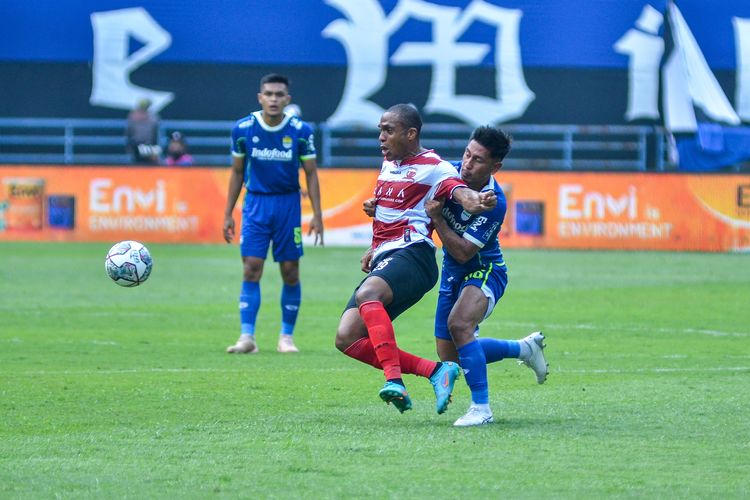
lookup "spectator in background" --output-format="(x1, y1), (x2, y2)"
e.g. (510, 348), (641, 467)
(126, 98), (161, 164)
(164, 131), (194, 166)
(284, 103), (302, 118)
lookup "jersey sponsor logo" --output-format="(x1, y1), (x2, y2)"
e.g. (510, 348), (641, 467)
(282, 135), (293, 149)
(405, 168), (417, 180)
(374, 180), (431, 209)
(469, 215), (488, 231)
(442, 206), (468, 234)
(252, 136), (260, 143)
(250, 147), (293, 161)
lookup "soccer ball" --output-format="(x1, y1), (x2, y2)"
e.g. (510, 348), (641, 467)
(105, 240), (153, 287)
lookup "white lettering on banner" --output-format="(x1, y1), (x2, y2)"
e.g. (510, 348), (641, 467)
(613, 5), (664, 121)
(89, 215), (199, 232)
(557, 184), (673, 240)
(615, 3), (747, 130)
(89, 179), (167, 214)
(558, 221), (673, 239)
(323, 0), (534, 127)
(90, 8), (174, 112)
(559, 184), (637, 220)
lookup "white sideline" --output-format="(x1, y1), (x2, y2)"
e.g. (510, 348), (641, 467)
(499, 321), (748, 337)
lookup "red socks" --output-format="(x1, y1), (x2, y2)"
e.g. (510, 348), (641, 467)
(359, 301), (401, 380)
(347, 302), (438, 379)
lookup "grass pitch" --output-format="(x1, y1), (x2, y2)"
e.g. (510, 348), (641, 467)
(1, 242), (749, 498)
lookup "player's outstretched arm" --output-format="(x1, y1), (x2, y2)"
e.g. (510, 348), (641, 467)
(302, 158), (324, 246)
(452, 186), (496, 214)
(425, 199), (480, 264)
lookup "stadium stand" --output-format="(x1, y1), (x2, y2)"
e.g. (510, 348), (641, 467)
(0, 118), (672, 170)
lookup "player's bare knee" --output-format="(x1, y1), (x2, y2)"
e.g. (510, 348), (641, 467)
(242, 259), (264, 281)
(336, 308), (366, 352)
(447, 317), (475, 347)
(335, 324), (358, 352)
(279, 261), (299, 285)
(354, 285), (387, 306)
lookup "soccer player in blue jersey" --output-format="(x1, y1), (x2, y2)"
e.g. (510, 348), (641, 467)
(425, 126), (548, 426)
(223, 74), (323, 354)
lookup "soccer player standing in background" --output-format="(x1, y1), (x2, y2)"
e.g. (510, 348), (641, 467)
(335, 103), (496, 415)
(224, 74), (324, 354)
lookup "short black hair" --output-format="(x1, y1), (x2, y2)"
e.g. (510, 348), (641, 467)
(470, 126), (512, 161)
(260, 73), (290, 89)
(386, 103), (422, 133)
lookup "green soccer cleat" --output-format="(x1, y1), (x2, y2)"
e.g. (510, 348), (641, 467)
(379, 381), (413, 413)
(429, 361), (460, 414)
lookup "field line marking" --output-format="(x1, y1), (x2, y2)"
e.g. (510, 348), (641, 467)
(4, 366), (748, 377)
(556, 366), (749, 374)
(499, 321), (748, 337)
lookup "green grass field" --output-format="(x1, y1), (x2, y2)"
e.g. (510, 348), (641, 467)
(1, 242), (749, 498)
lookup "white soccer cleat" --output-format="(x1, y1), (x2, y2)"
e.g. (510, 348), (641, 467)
(519, 331), (548, 384)
(277, 334), (299, 353)
(453, 404), (494, 427)
(226, 336), (258, 354)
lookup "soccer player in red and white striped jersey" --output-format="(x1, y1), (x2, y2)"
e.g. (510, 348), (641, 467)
(335, 104), (496, 415)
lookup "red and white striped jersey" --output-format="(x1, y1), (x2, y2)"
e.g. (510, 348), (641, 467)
(371, 149), (466, 257)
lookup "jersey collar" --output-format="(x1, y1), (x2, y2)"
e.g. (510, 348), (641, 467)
(253, 111), (291, 132)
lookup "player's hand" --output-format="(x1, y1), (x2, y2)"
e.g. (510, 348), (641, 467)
(223, 215), (235, 243)
(362, 197), (377, 217)
(425, 199), (444, 220)
(308, 215), (324, 246)
(478, 190), (497, 211)
(360, 247), (374, 273)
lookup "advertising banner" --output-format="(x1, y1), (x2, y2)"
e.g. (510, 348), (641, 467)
(1, 166), (749, 252)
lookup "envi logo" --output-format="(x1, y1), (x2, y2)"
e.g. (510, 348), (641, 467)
(89, 179), (167, 214)
(558, 184), (638, 220)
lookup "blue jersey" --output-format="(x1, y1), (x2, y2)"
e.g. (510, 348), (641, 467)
(439, 161), (507, 279)
(231, 111), (316, 197)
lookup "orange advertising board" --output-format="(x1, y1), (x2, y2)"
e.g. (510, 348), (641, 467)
(1, 166), (749, 252)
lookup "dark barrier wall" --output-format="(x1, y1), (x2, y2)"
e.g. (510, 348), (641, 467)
(2, 0), (750, 127)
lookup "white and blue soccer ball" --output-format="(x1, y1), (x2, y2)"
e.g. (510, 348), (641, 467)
(105, 240), (153, 287)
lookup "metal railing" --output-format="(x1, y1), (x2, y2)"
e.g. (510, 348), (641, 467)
(0, 117), (672, 170)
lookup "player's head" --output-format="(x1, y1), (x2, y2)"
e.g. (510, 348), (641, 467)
(258, 73), (291, 122)
(460, 126), (512, 189)
(378, 103), (423, 162)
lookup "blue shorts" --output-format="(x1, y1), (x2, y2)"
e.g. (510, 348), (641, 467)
(240, 192), (302, 262)
(434, 262), (508, 340)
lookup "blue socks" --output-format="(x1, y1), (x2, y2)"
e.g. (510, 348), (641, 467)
(280, 283), (301, 335)
(457, 340), (489, 405)
(239, 281), (261, 335)
(240, 281), (301, 336)
(478, 338), (520, 363)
